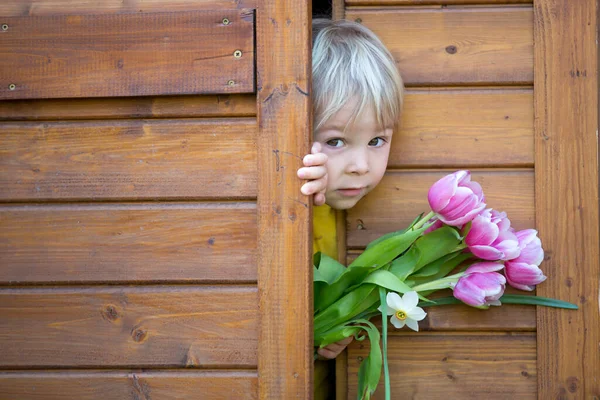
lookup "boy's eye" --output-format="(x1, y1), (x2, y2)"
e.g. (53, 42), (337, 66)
(368, 137), (386, 147)
(326, 138), (344, 148)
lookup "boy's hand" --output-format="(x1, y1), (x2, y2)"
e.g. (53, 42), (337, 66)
(316, 336), (354, 359)
(297, 142), (328, 206)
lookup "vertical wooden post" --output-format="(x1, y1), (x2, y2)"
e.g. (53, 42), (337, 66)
(256, 1), (313, 399)
(534, 0), (600, 398)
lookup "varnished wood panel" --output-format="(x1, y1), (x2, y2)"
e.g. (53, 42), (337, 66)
(0, 0), (257, 16)
(394, 90), (533, 168)
(345, 7), (533, 85)
(0, 10), (254, 99)
(0, 371), (257, 400)
(256, 2), (313, 399)
(346, 0), (530, 4)
(534, 0), (600, 398)
(0, 204), (256, 283)
(0, 94), (256, 121)
(348, 333), (536, 399)
(0, 119), (256, 200)
(0, 287), (257, 367)
(347, 170), (534, 247)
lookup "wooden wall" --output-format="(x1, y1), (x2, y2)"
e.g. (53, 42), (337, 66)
(0, 1), (266, 398)
(334, 1), (539, 399)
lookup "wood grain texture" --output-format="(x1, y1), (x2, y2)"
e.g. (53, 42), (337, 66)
(0, 203), (256, 284)
(0, 0), (257, 16)
(346, 0), (531, 4)
(534, 0), (600, 398)
(256, 1), (312, 399)
(345, 7), (533, 86)
(0, 287), (258, 367)
(0, 94), (256, 121)
(0, 371), (257, 400)
(347, 170), (534, 247)
(394, 89), (533, 168)
(0, 119), (256, 200)
(347, 333), (537, 399)
(0, 10), (254, 99)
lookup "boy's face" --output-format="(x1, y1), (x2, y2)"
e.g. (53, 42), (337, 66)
(315, 97), (393, 210)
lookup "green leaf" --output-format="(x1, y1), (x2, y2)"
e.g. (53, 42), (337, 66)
(390, 227), (463, 281)
(315, 252), (346, 284)
(409, 251), (471, 279)
(354, 319), (382, 400)
(349, 224), (428, 270)
(314, 285), (380, 336)
(500, 294), (579, 309)
(379, 288), (391, 400)
(361, 269), (429, 302)
(364, 213), (422, 251)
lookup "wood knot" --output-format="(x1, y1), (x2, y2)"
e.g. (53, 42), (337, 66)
(207, 237), (215, 246)
(445, 45), (457, 54)
(132, 328), (148, 343)
(566, 376), (579, 393)
(101, 305), (119, 322)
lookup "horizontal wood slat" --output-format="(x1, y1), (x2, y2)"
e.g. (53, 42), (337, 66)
(345, 7), (533, 85)
(348, 333), (536, 399)
(0, 371), (257, 400)
(346, 1), (531, 4)
(0, 287), (258, 367)
(0, 94), (256, 121)
(0, 119), (256, 201)
(0, 10), (255, 99)
(0, 0), (257, 16)
(394, 90), (533, 167)
(0, 204), (256, 284)
(347, 169), (534, 247)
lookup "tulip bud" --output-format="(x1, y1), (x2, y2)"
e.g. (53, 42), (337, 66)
(453, 262), (506, 308)
(504, 229), (546, 291)
(465, 209), (520, 261)
(427, 170), (486, 226)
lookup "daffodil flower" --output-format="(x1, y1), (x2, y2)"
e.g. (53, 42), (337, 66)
(378, 291), (427, 332)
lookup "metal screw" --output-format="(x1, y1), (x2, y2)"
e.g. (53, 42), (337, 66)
(227, 80), (235, 86)
(233, 50), (242, 58)
(1, 24), (8, 31)
(355, 18), (362, 24)
(222, 18), (230, 25)
(8, 84), (16, 90)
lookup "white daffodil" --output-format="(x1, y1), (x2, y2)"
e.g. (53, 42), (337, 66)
(378, 291), (427, 332)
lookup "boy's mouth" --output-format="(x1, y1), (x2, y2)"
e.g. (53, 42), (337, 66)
(337, 187), (365, 197)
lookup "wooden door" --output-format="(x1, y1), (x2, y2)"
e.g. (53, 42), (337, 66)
(0, 1), (313, 399)
(333, 0), (599, 398)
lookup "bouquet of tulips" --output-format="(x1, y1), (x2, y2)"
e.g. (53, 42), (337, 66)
(313, 170), (577, 400)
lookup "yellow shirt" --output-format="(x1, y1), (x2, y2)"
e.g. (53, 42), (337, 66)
(313, 204), (338, 400)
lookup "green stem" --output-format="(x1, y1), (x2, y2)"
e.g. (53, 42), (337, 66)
(412, 211), (435, 230)
(379, 288), (391, 400)
(411, 272), (465, 292)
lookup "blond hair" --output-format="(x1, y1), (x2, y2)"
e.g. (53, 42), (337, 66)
(312, 19), (404, 133)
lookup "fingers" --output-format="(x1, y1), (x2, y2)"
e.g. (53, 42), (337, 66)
(297, 166), (327, 180)
(300, 176), (327, 196)
(316, 337), (354, 360)
(302, 152), (328, 167)
(314, 191), (326, 206)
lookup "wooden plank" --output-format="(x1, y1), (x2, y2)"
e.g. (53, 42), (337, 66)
(0, 286), (257, 367)
(0, 203), (256, 284)
(345, 7), (533, 86)
(0, 0), (257, 16)
(348, 333), (537, 399)
(0, 371), (257, 400)
(393, 89), (533, 168)
(534, 0), (600, 398)
(0, 119), (256, 200)
(346, 0), (531, 4)
(347, 170), (534, 248)
(0, 94), (256, 121)
(256, 1), (312, 399)
(0, 10), (255, 100)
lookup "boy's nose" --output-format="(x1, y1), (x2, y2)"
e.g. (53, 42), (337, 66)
(346, 150), (370, 175)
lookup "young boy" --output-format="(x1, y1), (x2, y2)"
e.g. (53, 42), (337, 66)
(298, 18), (404, 398)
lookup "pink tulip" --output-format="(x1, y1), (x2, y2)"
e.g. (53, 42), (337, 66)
(453, 262), (506, 308)
(428, 170), (486, 226)
(504, 229), (546, 291)
(465, 209), (520, 261)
